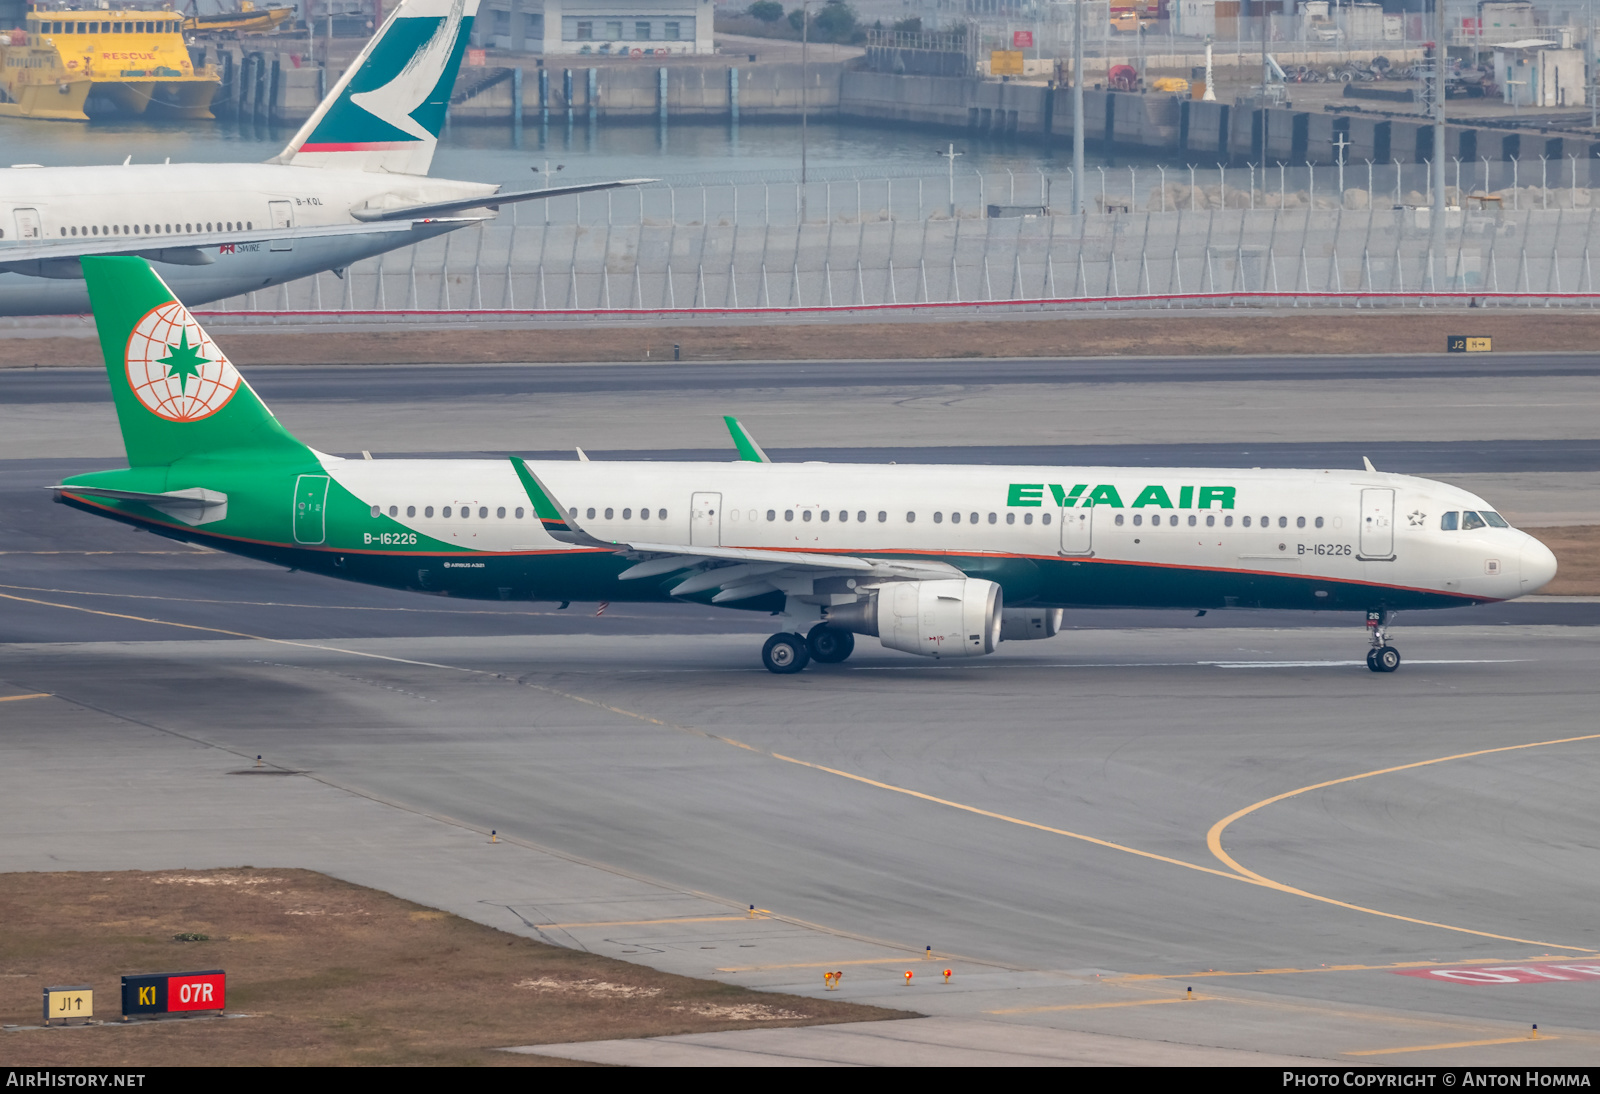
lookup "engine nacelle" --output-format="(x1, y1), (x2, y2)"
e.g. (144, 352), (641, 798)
(1000, 608), (1064, 641)
(825, 578), (1003, 658)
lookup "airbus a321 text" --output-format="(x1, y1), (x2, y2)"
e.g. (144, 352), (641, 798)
(54, 258), (1558, 673)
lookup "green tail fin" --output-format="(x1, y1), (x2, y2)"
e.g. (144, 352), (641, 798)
(83, 256), (308, 468)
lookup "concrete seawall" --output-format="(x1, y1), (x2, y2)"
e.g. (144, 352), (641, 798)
(838, 72), (1600, 168)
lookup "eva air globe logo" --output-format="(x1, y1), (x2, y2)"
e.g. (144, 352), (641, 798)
(124, 302), (241, 422)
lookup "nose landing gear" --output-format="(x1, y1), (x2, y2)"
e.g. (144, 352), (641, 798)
(1366, 609), (1401, 672)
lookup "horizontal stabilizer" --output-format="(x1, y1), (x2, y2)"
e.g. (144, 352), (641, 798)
(53, 485), (228, 526)
(351, 179), (657, 222)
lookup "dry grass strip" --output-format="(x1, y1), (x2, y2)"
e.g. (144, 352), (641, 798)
(0, 869), (908, 1066)
(4, 311), (1599, 366)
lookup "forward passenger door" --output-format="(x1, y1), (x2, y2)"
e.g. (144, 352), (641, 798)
(1358, 488), (1395, 560)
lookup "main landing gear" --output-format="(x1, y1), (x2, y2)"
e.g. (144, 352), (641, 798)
(760, 626), (856, 674)
(1365, 609), (1401, 673)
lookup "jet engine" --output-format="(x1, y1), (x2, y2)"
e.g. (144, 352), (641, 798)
(999, 608), (1064, 641)
(824, 578), (1002, 658)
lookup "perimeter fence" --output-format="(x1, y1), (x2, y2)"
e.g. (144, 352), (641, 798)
(205, 165), (1600, 315)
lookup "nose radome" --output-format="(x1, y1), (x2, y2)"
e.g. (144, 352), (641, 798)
(1519, 537), (1558, 594)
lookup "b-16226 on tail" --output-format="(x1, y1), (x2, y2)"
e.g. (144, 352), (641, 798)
(54, 257), (1557, 673)
(0, 0), (650, 316)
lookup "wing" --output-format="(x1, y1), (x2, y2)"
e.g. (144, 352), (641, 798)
(350, 179), (658, 222)
(507, 457), (958, 603)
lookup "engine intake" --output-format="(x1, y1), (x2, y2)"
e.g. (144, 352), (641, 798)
(824, 578), (1003, 658)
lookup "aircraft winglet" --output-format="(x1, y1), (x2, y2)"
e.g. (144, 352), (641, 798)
(508, 457), (610, 547)
(724, 416), (771, 463)
(1362, 456), (1377, 473)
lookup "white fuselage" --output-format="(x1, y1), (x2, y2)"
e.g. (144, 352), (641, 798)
(0, 162), (496, 314)
(320, 457), (1556, 608)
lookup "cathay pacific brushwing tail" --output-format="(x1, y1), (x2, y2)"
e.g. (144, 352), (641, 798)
(55, 257), (1558, 673)
(0, 0), (651, 315)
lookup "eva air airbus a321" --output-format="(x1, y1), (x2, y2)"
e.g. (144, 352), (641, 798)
(54, 258), (1558, 673)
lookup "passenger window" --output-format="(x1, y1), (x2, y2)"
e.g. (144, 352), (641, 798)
(659, 510), (667, 520)
(768, 510), (777, 521)
(1168, 515), (1178, 527)
(622, 508), (632, 520)
(1188, 514), (1196, 526)
(1115, 514), (1125, 526)
(906, 512), (916, 522)
(1278, 516), (1288, 529)
(605, 508), (614, 519)
(934, 512), (944, 524)
(1205, 514), (1214, 527)
(838, 511), (848, 522)
(878, 511), (887, 522)
(497, 507), (506, 518)
(641, 507), (651, 520)
(1482, 511), (1509, 528)
(988, 512), (997, 524)
(820, 510), (830, 522)
(425, 506), (434, 517)
(1315, 516), (1324, 529)
(443, 506), (452, 518)
(859, 511), (867, 523)
(969, 512), (978, 524)
(587, 508), (596, 519)
(785, 510), (794, 521)
(803, 510), (812, 522)
(1006, 512), (1015, 525)
(949, 512), (958, 524)
(480, 507), (489, 519)
(1042, 513), (1051, 525)
(370, 505), (380, 517)
(1224, 515), (1233, 527)
(1023, 513), (1033, 525)
(1133, 514), (1142, 527)
(1242, 516), (1251, 527)
(1296, 516), (1305, 529)
(406, 505), (416, 518)
(1461, 511), (1487, 530)
(388, 505), (398, 517)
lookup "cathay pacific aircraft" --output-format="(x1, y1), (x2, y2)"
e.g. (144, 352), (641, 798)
(0, 0), (647, 316)
(53, 258), (1559, 673)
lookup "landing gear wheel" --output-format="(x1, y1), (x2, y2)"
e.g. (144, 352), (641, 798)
(762, 632), (811, 674)
(1374, 645), (1401, 673)
(1366, 649), (1380, 672)
(807, 625), (855, 663)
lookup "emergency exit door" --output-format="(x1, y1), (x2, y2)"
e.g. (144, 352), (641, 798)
(1359, 488), (1395, 559)
(690, 492), (722, 547)
(13, 208), (41, 240)
(1059, 505), (1092, 554)
(268, 200), (293, 251)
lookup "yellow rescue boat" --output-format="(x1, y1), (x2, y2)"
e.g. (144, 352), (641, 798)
(0, 9), (220, 122)
(184, 3), (295, 37)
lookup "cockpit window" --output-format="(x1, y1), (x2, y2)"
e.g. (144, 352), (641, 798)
(1481, 511), (1509, 528)
(1460, 511), (1488, 530)
(1440, 511), (1458, 531)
